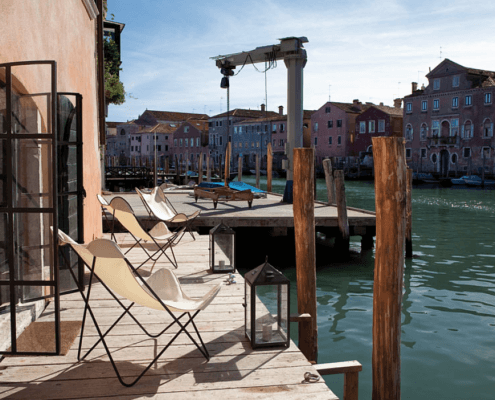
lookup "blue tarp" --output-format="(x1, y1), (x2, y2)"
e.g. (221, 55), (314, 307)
(197, 181), (266, 194)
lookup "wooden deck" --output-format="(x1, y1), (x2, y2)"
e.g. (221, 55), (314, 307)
(0, 233), (338, 399)
(104, 190), (376, 235)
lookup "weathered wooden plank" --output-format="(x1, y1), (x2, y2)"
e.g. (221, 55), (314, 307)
(314, 360), (362, 375)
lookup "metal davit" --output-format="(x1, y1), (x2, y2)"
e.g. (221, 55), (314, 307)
(0, 60), (62, 355)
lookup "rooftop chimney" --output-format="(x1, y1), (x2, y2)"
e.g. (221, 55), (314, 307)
(261, 104), (266, 112)
(352, 99), (362, 110)
(394, 98), (402, 108)
(278, 105), (284, 116)
(379, 102), (384, 106)
(412, 82), (418, 93)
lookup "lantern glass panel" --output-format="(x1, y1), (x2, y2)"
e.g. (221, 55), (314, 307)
(212, 232), (234, 272)
(254, 284), (288, 345)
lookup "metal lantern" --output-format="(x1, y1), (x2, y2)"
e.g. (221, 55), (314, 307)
(245, 258), (290, 348)
(209, 222), (235, 273)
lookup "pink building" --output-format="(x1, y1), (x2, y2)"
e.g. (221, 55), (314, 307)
(403, 59), (495, 176)
(170, 120), (209, 169)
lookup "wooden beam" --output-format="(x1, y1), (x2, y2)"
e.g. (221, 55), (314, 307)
(405, 168), (413, 258)
(289, 313), (311, 322)
(314, 360), (362, 375)
(267, 142), (273, 192)
(371, 137), (406, 400)
(334, 170), (349, 249)
(293, 148), (317, 363)
(323, 158), (336, 205)
(198, 152), (203, 184)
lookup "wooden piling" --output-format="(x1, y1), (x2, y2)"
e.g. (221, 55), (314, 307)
(238, 156), (242, 182)
(224, 143), (231, 187)
(323, 158), (336, 205)
(207, 155), (211, 182)
(267, 142), (273, 192)
(334, 170), (349, 252)
(293, 147), (318, 363)
(198, 152), (203, 184)
(175, 155), (179, 184)
(165, 157), (169, 174)
(255, 153), (260, 189)
(406, 168), (413, 258)
(371, 136), (406, 400)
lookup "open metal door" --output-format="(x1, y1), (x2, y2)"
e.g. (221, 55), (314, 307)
(0, 61), (60, 355)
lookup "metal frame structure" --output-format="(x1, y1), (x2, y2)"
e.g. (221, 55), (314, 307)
(0, 61), (60, 355)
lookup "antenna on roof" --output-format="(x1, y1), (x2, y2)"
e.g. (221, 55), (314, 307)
(439, 46), (442, 59)
(328, 84), (331, 102)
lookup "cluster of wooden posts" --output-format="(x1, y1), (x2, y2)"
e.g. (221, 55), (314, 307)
(292, 137), (413, 400)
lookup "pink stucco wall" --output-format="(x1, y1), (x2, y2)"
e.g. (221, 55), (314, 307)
(0, 0), (102, 241)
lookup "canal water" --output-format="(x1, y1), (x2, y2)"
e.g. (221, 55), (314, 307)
(241, 176), (495, 400)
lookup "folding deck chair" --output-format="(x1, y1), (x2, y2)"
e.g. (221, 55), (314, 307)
(136, 187), (200, 241)
(97, 194), (184, 271)
(56, 229), (222, 387)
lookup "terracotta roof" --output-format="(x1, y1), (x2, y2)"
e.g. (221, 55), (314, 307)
(233, 110), (316, 124)
(144, 110), (209, 121)
(211, 109), (280, 119)
(331, 102), (370, 114)
(371, 105), (403, 117)
(106, 121), (125, 128)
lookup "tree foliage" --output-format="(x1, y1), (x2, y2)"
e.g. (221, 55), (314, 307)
(104, 38), (125, 105)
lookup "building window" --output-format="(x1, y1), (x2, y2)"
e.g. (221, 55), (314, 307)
(120, 129), (125, 136)
(245, 142), (248, 148)
(184, 126), (189, 133)
(483, 119), (493, 137)
(452, 97), (458, 108)
(421, 100), (428, 111)
(196, 137), (200, 147)
(420, 123), (428, 140)
(451, 119), (459, 136)
(314, 122), (319, 131)
(433, 79), (440, 90)
(131, 146), (134, 151)
(337, 136), (342, 145)
(432, 120), (440, 136)
(157, 145), (162, 151)
(451, 153), (458, 164)
(431, 153), (438, 163)
(219, 136), (223, 145)
(325, 106), (331, 113)
(279, 139), (284, 146)
(328, 120), (333, 128)
(463, 148), (471, 158)
(421, 148), (427, 158)
(272, 124), (277, 132)
(360, 121), (366, 133)
(174, 139), (177, 147)
(433, 99), (440, 110)
(465, 95), (472, 106)
(406, 102), (412, 113)
(219, 121), (223, 127)
(185, 138), (188, 147)
(190, 138), (194, 147)
(452, 75), (460, 87)
(272, 139), (275, 147)
(369, 120), (375, 133)
(405, 124), (413, 141)
(485, 93), (492, 104)
(328, 136), (332, 145)
(314, 137), (318, 146)
(406, 148), (412, 158)
(337, 120), (342, 127)
(482, 147), (491, 159)
(179, 139), (183, 147)
(462, 121), (473, 138)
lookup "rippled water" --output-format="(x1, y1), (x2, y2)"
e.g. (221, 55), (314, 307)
(242, 176), (495, 400)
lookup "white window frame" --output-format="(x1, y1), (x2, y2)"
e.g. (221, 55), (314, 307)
(421, 100), (428, 111)
(485, 93), (492, 104)
(420, 124), (428, 141)
(483, 119), (493, 137)
(452, 75), (460, 87)
(337, 136), (342, 145)
(432, 120), (440, 136)
(433, 99), (440, 110)
(451, 119), (459, 137)
(462, 120), (473, 138)
(406, 102), (412, 113)
(465, 95), (472, 106)
(359, 121), (366, 133)
(433, 79), (440, 90)
(405, 124), (413, 141)
(369, 120), (375, 133)
(378, 119), (385, 133)
(452, 97), (458, 108)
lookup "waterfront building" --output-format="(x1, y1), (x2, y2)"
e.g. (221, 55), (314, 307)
(311, 100), (370, 168)
(169, 120), (210, 169)
(403, 59), (495, 176)
(208, 106), (279, 167)
(353, 100), (403, 156)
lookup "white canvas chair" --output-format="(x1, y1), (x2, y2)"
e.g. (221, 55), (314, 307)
(136, 186), (200, 240)
(97, 194), (184, 271)
(56, 229), (221, 387)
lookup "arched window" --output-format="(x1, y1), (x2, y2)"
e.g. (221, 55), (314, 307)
(462, 120), (473, 138)
(483, 119), (493, 138)
(405, 124), (413, 141)
(120, 129), (126, 135)
(431, 153), (438, 163)
(451, 153), (458, 164)
(420, 123), (428, 140)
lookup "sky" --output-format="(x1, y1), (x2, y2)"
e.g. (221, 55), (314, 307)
(106, 0), (495, 123)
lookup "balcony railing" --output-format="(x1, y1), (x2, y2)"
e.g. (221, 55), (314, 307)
(428, 135), (459, 146)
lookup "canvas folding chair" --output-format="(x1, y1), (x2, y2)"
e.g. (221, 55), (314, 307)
(56, 229), (222, 387)
(98, 194), (184, 271)
(136, 187), (200, 241)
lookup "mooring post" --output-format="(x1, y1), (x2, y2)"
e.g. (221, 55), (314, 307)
(293, 147), (318, 363)
(323, 158), (336, 205)
(256, 153), (260, 189)
(198, 153), (203, 184)
(372, 136), (406, 400)
(334, 170), (349, 253)
(267, 142), (273, 192)
(406, 168), (413, 258)
(207, 155), (211, 182)
(238, 156), (242, 181)
(174, 155), (179, 185)
(224, 143), (231, 187)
